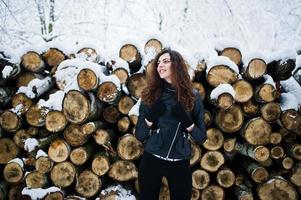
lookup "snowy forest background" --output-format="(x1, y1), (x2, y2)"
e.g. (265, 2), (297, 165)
(1, 0), (301, 55)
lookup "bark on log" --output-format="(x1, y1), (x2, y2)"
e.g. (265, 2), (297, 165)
(267, 59), (295, 81)
(0, 87), (16, 107)
(235, 142), (270, 162)
(233, 184), (254, 200)
(243, 159), (269, 183)
(0, 180), (8, 200)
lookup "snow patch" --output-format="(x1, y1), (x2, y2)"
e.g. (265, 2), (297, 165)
(24, 138), (39, 152)
(21, 187), (61, 200)
(210, 83), (235, 100)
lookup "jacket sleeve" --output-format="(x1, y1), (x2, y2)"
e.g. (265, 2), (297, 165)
(190, 91), (207, 145)
(134, 102), (151, 142)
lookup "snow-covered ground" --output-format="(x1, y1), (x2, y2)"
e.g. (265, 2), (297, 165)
(0, 0), (300, 56)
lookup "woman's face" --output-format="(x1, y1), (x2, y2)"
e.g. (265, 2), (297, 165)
(157, 53), (172, 83)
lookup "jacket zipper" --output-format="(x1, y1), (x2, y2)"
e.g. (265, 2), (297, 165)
(166, 122), (181, 159)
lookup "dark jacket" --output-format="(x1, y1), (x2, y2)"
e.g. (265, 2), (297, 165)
(135, 83), (206, 160)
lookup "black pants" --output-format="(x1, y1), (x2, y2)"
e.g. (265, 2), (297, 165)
(138, 152), (192, 200)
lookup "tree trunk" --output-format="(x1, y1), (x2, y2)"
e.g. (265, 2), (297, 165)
(50, 161), (76, 188)
(48, 139), (71, 163)
(45, 110), (67, 132)
(21, 51), (45, 72)
(75, 170), (101, 198)
(241, 117), (272, 145)
(215, 104), (244, 133)
(108, 160), (138, 181)
(235, 142), (270, 162)
(63, 90), (103, 124)
(203, 128), (224, 151)
(3, 160), (24, 183)
(77, 68), (99, 91)
(206, 65), (239, 87)
(257, 176), (298, 200)
(201, 185), (225, 200)
(192, 169), (210, 190)
(200, 151), (225, 172)
(117, 134), (143, 160)
(0, 138), (19, 164)
(243, 58), (267, 80)
(126, 73), (147, 100)
(25, 171), (48, 188)
(232, 79), (253, 103)
(119, 44), (142, 74)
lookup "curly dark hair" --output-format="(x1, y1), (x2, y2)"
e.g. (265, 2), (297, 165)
(141, 49), (195, 111)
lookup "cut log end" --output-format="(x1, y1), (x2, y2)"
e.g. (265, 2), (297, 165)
(48, 139), (71, 163)
(108, 160), (138, 181)
(3, 162), (23, 183)
(200, 151), (225, 172)
(97, 81), (120, 104)
(0, 138), (19, 164)
(217, 93), (234, 109)
(192, 169), (210, 190)
(76, 170), (101, 198)
(0, 110), (21, 132)
(201, 185), (225, 200)
(50, 161), (76, 188)
(220, 48), (242, 65)
(117, 134), (143, 160)
(25, 171), (48, 188)
(207, 65), (238, 87)
(203, 128), (224, 151)
(70, 147), (89, 166)
(254, 146), (270, 162)
(233, 80), (253, 103)
(77, 68), (98, 91)
(46, 111), (67, 132)
(91, 155), (110, 176)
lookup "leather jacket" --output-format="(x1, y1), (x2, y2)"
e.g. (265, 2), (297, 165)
(135, 83), (206, 160)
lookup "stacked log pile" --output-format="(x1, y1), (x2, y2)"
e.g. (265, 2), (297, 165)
(0, 38), (301, 200)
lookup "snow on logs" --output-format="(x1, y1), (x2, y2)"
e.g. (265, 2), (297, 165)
(0, 38), (301, 200)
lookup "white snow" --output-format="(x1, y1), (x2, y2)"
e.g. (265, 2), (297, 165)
(242, 52), (267, 67)
(279, 93), (299, 111)
(24, 138), (39, 152)
(21, 187), (61, 200)
(128, 98), (141, 116)
(280, 77), (301, 108)
(17, 76), (53, 99)
(100, 184), (136, 200)
(8, 158), (24, 168)
(100, 74), (121, 90)
(10, 104), (24, 116)
(214, 38), (242, 52)
(36, 149), (48, 159)
(111, 57), (130, 73)
(143, 46), (157, 66)
(37, 90), (65, 111)
(293, 55), (301, 74)
(263, 75), (276, 88)
(206, 56), (239, 74)
(210, 83), (235, 100)
(265, 48), (297, 64)
(1, 65), (13, 78)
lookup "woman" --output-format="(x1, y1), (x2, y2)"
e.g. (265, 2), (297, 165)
(135, 49), (206, 200)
